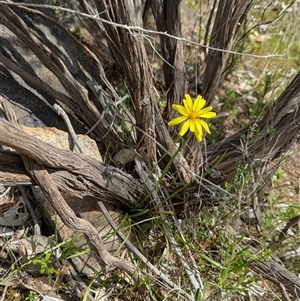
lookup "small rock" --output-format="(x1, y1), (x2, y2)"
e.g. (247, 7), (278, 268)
(22, 126), (102, 161)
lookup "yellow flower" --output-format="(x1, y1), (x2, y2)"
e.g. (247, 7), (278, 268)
(168, 94), (217, 142)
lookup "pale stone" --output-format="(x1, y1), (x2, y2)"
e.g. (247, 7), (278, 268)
(22, 126), (102, 161)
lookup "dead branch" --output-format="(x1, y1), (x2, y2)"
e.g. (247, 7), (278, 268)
(27, 158), (138, 276)
(231, 232), (300, 299)
(246, 245), (300, 299)
(202, 0), (253, 104)
(0, 98), (140, 279)
(150, 0), (187, 116)
(0, 3), (127, 149)
(86, 0), (156, 159)
(0, 105), (144, 207)
(208, 72), (300, 183)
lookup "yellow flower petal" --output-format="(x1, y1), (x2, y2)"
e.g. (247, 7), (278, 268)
(183, 94), (193, 112)
(168, 115), (188, 126)
(179, 120), (191, 136)
(198, 105), (213, 114)
(199, 111), (217, 119)
(172, 104), (189, 116)
(168, 93), (216, 142)
(198, 119), (211, 134)
(194, 128), (203, 142)
(195, 121), (203, 137)
(194, 95), (206, 111)
(189, 120), (195, 132)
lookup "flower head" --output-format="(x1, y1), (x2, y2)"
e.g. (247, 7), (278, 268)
(168, 94), (217, 142)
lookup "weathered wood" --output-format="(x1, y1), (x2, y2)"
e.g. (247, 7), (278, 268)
(0, 151), (33, 185)
(202, 0), (253, 104)
(90, 0), (156, 160)
(0, 3), (127, 149)
(231, 229), (300, 299)
(240, 243), (300, 299)
(0, 117), (144, 207)
(24, 157), (138, 277)
(78, 0), (193, 181)
(0, 53), (74, 110)
(0, 98), (140, 279)
(0, 149), (141, 207)
(207, 72), (300, 183)
(150, 0), (187, 116)
(250, 259), (300, 298)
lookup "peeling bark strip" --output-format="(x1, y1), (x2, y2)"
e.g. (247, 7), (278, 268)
(89, 0), (156, 158)
(150, 0), (187, 114)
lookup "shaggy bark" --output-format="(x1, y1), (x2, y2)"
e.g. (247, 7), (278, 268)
(150, 0), (187, 116)
(0, 3), (130, 150)
(207, 72), (300, 183)
(202, 0), (253, 104)
(0, 119), (143, 207)
(78, 0), (191, 180)
(85, 0), (157, 160)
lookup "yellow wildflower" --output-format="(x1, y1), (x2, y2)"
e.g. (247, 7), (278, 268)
(168, 94), (217, 142)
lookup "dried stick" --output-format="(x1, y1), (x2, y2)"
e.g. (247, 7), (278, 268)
(202, 0), (253, 104)
(24, 158), (137, 276)
(53, 104), (86, 155)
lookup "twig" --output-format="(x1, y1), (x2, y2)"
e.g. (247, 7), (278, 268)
(0, 186), (11, 198)
(53, 104), (86, 155)
(277, 215), (300, 243)
(85, 81), (131, 138)
(0, 4), (125, 148)
(279, 282), (292, 301)
(0, 285), (8, 301)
